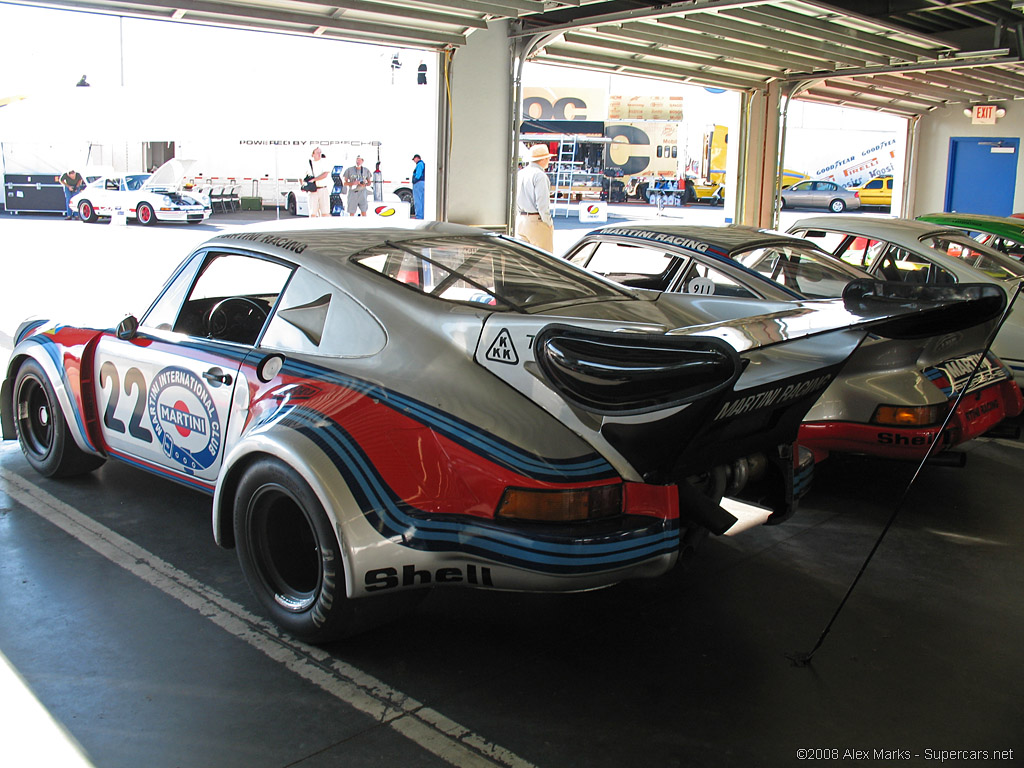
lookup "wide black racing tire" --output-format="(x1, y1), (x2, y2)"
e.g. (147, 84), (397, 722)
(233, 457), (420, 643)
(13, 359), (105, 477)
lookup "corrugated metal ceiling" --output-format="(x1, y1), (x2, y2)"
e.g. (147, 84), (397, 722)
(516, 0), (1024, 116)
(9, 0), (1024, 114)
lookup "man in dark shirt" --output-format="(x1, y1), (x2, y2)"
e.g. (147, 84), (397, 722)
(57, 169), (86, 219)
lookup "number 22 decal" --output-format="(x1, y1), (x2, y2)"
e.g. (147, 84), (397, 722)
(100, 361), (153, 442)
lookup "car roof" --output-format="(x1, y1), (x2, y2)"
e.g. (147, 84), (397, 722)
(202, 220), (500, 277)
(790, 215), (1024, 282)
(917, 212), (1024, 238)
(788, 215), (962, 243)
(586, 222), (811, 255)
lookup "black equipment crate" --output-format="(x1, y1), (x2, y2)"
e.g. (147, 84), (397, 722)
(4, 174), (66, 213)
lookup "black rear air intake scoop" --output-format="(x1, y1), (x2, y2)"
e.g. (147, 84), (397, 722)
(534, 325), (742, 416)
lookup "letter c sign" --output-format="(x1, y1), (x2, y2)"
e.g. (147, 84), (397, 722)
(523, 96), (589, 120)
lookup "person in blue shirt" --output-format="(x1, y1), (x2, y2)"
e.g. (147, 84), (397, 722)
(412, 154), (426, 220)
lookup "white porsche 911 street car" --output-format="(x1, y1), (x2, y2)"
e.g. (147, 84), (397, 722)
(71, 158), (211, 225)
(1, 222), (1006, 642)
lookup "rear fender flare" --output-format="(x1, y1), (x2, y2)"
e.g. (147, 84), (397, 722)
(213, 429), (358, 597)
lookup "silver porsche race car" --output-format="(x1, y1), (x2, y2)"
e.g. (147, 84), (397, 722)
(564, 223), (1023, 464)
(788, 215), (1024, 388)
(0, 222), (1006, 642)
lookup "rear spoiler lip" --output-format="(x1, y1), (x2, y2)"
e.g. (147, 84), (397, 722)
(666, 280), (1005, 352)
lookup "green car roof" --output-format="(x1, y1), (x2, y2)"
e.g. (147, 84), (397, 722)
(917, 211), (1024, 239)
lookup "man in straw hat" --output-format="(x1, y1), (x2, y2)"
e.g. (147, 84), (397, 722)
(516, 144), (554, 252)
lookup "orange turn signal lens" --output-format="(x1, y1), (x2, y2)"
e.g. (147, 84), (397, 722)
(496, 485), (622, 523)
(871, 404), (942, 427)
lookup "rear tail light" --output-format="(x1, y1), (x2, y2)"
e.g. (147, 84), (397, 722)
(871, 404), (942, 427)
(496, 485), (622, 523)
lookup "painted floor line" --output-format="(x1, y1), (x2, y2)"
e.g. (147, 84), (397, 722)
(0, 461), (536, 768)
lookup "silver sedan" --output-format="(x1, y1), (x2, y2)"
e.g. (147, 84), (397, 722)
(780, 179), (862, 213)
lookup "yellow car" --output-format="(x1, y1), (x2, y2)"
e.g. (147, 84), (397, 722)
(853, 175), (893, 207)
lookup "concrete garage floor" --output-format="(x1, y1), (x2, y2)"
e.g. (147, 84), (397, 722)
(2, 426), (1023, 767)
(1, 209), (1021, 767)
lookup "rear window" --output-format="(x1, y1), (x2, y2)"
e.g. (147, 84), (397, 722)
(354, 236), (628, 311)
(922, 235), (1024, 280)
(733, 243), (864, 298)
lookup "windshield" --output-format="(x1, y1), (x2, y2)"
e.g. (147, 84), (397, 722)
(922, 235), (1024, 280)
(126, 174), (151, 191)
(353, 236), (630, 311)
(733, 243), (866, 298)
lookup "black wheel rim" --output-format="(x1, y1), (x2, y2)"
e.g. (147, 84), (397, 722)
(17, 376), (54, 459)
(247, 483), (322, 612)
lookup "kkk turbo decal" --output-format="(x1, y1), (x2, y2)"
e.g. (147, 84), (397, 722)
(148, 367), (222, 471)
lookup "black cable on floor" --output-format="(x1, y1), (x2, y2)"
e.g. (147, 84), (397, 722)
(788, 280), (1023, 667)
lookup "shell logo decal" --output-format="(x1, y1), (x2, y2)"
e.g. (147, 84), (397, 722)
(374, 206), (397, 217)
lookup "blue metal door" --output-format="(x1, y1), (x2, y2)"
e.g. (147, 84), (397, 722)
(945, 137), (1019, 216)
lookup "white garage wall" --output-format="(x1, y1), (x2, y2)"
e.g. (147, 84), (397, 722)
(445, 22), (513, 227)
(912, 103), (1024, 215)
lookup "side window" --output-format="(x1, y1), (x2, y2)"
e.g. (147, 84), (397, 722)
(866, 180), (882, 190)
(677, 262), (756, 298)
(566, 241), (598, 269)
(794, 229), (848, 255)
(835, 236), (885, 270)
(872, 247), (948, 284)
(162, 252), (292, 344)
(584, 241), (679, 289)
(262, 269), (386, 357)
(142, 255), (205, 332)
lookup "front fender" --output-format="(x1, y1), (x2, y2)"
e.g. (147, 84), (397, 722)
(213, 427), (360, 598)
(4, 328), (105, 457)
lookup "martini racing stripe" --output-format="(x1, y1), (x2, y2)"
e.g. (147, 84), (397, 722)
(15, 319), (49, 345)
(280, 407), (679, 573)
(278, 357), (616, 483)
(104, 446), (217, 493)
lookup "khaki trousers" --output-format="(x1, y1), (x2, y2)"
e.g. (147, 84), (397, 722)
(517, 214), (554, 253)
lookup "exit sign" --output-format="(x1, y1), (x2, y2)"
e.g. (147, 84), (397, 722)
(972, 105), (998, 124)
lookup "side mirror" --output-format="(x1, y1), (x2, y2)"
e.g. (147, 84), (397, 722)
(116, 315), (139, 340)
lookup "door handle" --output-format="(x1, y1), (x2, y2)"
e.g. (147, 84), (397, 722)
(203, 368), (233, 386)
